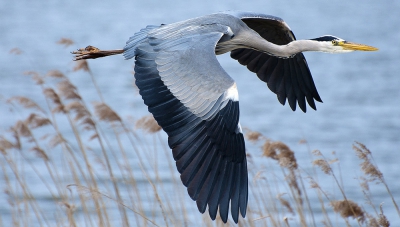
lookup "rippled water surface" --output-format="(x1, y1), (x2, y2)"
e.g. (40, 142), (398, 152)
(1, 0), (399, 226)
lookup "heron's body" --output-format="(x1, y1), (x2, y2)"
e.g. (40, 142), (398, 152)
(72, 11), (377, 223)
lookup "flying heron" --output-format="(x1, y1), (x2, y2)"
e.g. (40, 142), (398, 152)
(72, 11), (377, 223)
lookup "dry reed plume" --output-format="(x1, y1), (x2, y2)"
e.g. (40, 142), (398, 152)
(262, 140), (298, 170)
(7, 96), (46, 113)
(57, 38), (74, 47)
(331, 200), (365, 222)
(94, 102), (122, 123)
(312, 159), (332, 175)
(244, 128), (263, 142)
(135, 115), (162, 133)
(353, 142), (383, 182)
(9, 47), (22, 55)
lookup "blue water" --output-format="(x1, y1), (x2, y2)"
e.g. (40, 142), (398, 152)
(1, 0), (399, 226)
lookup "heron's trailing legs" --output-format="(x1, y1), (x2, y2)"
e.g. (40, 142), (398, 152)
(72, 45), (123, 60)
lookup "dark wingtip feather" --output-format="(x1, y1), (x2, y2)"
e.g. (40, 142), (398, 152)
(288, 97), (297, 111)
(207, 160), (226, 221)
(218, 162), (234, 223)
(239, 162), (248, 217)
(278, 95), (286, 106)
(298, 97), (307, 113)
(306, 96), (317, 110)
(230, 165), (240, 223)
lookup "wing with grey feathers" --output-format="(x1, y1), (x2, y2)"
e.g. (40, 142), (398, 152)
(124, 22), (248, 223)
(228, 12), (322, 112)
(151, 24), (235, 119)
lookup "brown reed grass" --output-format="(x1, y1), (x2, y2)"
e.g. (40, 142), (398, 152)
(135, 115), (162, 133)
(94, 102), (122, 123)
(9, 47), (22, 55)
(353, 141), (400, 217)
(24, 71), (44, 85)
(331, 199), (365, 222)
(262, 140), (298, 170)
(73, 59), (90, 72)
(57, 38), (74, 47)
(244, 128), (263, 142)
(0, 42), (397, 227)
(7, 97), (46, 113)
(377, 204), (390, 227)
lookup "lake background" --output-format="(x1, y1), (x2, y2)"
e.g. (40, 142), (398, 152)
(1, 0), (399, 226)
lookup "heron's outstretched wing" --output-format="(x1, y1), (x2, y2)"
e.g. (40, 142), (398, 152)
(124, 23), (248, 223)
(228, 12), (322, 112)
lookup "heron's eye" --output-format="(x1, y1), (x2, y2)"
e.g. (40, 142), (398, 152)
(332, 40), (338, 45)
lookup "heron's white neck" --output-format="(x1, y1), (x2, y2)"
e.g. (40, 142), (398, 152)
(287, 40), (327, 54)
(246, 38), (324, 58)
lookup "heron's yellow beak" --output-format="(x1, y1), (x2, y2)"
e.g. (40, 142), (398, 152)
(339, 41), (378, 51)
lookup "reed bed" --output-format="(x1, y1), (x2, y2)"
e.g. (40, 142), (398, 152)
(0, 40), (398, 227)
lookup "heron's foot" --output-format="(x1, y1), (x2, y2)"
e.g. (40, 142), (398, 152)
(71, 46), (101, 60)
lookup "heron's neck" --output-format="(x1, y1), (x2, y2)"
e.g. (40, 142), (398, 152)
(247, 38), (323, 58)
(286, 40), (324, 55)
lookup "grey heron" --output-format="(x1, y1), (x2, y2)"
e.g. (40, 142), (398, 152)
(72, 11), (377, 223)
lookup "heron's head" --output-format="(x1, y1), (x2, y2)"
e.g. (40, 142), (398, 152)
(310, 35), (378, 53)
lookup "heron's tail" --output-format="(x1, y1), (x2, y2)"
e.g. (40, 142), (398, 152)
(71, 46), (124, 60)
